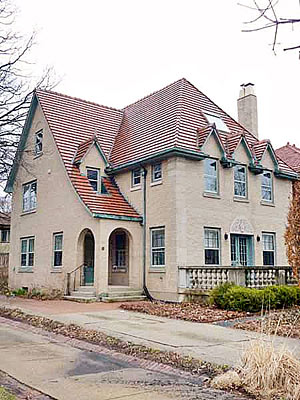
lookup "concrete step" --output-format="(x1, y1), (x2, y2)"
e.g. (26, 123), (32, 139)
(101, 295), (147, 303)
(106, 290), (144, 298)
(63, 295), (98, 303)
(77, 286), (96, 292)
(70, 291), (96, 297)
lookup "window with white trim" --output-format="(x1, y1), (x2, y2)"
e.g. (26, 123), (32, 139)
(152, 163), (162, 182)
(87, 168), (100, 192)
(261, 171), (273, 202)
(262, 233), (275, 266)
(204, 159), (218, 193)
(0, 229), (10, 243)
(132, 168), (141, 187)
(21, 237), (34, 267)
(234, 165), (247, 198)
(150, 227), (165, 267)
(204, 228), (220, 265)
(22, 181), (37, 212)
(53, 233), (63, 267)
(34, 130), (43, 155)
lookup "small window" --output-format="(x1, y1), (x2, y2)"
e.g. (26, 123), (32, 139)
(35, 130), (43, 155)
(262, 233), (275, 266)
(132, 168), (141, 187)
(0, 229), (10, 243)
(204, 158), (218, 193)
(261, 171), (273, 202)
(22, 181), (37, 212)
(234, 165), (247, 198)
(152, 163), (162, 182)
(53, 233), (63, 267)
(204, 113), (230, 133)
(204, 228), (220, 265)
(21, 237), (34, 267)
(87, 168), (100, 192)
(151, 227), (165, 267)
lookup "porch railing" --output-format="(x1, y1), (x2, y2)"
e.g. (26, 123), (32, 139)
(66, 263), (85, 295)
(178, 266), (297, 291)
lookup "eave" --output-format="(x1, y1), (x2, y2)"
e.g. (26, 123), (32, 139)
(92, 213), (143, 222)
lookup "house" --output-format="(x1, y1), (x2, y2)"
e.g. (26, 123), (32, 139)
(0, 212), (10, 269)
(5, 79), (297, 301)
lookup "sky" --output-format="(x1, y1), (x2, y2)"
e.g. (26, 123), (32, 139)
(13, 0), (300, 150)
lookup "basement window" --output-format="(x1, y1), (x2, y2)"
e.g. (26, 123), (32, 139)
(204, 113), (230, 133)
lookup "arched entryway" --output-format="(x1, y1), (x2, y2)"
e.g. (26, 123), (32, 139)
(108, 229), (130, 286)
(77, 229), (95, 286)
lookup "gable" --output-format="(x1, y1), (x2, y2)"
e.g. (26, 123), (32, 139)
(80, 143), (107, 176)
(202, 131), (224, 158)
(261, 145), (278, 170)
(232, 138), (253, 164)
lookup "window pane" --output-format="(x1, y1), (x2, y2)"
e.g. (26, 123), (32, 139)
(87, 169), (98, 180)
(90, 180), (98, 191)
(263, 252), (274, 266)
(204, 230), (219, 248)
(153, 163), (162, 181)
(28, 238), (34, 252)
(54, 251), (62, 267)
(28, 253), (34, 266)
(152, 250), (165, 266)
(152, 229), (165, 248)
(21, 239), (27, 253)
(205, 159), (217, 176)
(234, 181), (246, 197)
(21, 254), (27, 266)
(54, 235), (63, 251)
(205, 249), (219, 265)
(132, 169), (141, 185)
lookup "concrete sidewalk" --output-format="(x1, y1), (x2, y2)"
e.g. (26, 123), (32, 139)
(1, 296), (300, 367)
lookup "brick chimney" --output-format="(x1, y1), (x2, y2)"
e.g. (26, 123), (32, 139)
(237, 83), (258, 138)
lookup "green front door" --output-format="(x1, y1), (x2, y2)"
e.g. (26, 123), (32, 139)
(84, 233), (94, 285)
(230, 234), (254, 266)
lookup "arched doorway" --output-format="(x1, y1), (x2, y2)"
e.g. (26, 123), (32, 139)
(77, 229), (95, 286)
(108, 229), (129, 286)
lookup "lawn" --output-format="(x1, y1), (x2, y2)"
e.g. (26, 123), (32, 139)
(0, 387), (16, 400)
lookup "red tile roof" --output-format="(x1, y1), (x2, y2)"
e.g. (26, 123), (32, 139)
(276, 143), (300, 173)
(33, 78), (296, 219)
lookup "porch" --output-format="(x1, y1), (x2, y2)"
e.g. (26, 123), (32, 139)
(178, 265), (297, 293)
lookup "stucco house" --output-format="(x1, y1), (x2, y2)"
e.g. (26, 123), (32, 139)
(5, 79), (297, 301)
(0, 212), (10, 269)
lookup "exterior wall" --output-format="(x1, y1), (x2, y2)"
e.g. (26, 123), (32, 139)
(9, 105), (142, 294)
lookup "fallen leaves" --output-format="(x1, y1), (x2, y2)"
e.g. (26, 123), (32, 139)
(120, 301), (248, 323)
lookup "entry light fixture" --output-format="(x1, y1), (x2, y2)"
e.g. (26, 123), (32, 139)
(257, 235), (261, 242)
(224, 233), (228, 240)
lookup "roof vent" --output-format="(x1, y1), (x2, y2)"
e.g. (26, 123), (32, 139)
(237, 83), (258, 138)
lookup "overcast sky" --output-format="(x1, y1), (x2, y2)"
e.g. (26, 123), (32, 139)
(14, 0), (300, 150)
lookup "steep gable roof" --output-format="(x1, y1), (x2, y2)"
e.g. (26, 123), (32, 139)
(276, 143), (300, 173)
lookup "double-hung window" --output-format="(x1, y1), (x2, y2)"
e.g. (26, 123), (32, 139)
(150, 227), (165, 267)
(262, 233), (275, 266)
(204, 159), (218, 193)
(152, 163), (162, 183)
(87, 168), (100, 192)
(21, 237), (34, 267)
(53, 233), (63, 267)
(0, 229), (10, 243)
(234, 165), (247, 198)
(132, 168), (141, 187)
(261, 171), (273, 202)
(35, 130), (43, 155)
(204, 228), (220, 265)
(22, 181), (37, 212)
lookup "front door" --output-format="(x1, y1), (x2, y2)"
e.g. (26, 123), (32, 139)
(108, 230), (129, 286)
(230, 234), (253, 266)
(84, 233), (94, 285)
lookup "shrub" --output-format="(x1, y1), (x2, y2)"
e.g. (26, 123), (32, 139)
(210, 284), (300, 312)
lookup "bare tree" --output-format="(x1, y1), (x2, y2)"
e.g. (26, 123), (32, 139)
(239, 1), (300, 54)
(0, 0), (55, 188)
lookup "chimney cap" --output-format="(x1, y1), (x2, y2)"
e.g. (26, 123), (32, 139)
(241, 82), (255, 88)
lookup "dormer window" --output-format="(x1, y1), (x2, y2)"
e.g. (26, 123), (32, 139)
(204, 113), (230, 133)
(87, 168), (100, 192)
(35, 130), (43, 155)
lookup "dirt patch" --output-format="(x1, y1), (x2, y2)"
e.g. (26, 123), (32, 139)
(120, 301), (249, 323)
(233, 307), (300, 338)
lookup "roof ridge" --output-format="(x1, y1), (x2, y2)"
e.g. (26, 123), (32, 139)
(122, 78), (186, 110)
(174, 78), (185, 148)
(35, 89), (123, 114)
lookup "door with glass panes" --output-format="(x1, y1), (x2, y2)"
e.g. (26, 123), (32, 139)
(230, 234), (253, 266)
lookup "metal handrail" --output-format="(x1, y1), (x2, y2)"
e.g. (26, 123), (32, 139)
(66, 263), (86, 295)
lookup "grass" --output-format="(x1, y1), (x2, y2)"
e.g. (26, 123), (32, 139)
(0, 387), (16, 400)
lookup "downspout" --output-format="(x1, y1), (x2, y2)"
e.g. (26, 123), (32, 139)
(142, 166), (154, 301)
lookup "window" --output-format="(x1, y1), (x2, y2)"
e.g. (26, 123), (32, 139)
(20, 237), (34, 267)
(132, 168), (141, 187)
(151, 227), (165, 267)
(204, 228), (220, 265)
(204, 158), (218, 193)
(261, 171), (273, 202)
(34, 130), (43, 155)
(53, 233), (63, 267)
(262, 233), (275, 266)
(22, 181), (37, 212)
(234, 165), (247, 198)
(204, 113), (230, 133)
(152, 163), (162, 182)
(87, 168), (100, 192)
(0, 229), (10, 243)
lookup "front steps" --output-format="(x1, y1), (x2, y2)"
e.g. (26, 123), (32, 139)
(64, 286), (146, 303)
(100, 286), (146, 303)
(64, 286), (97, 302)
